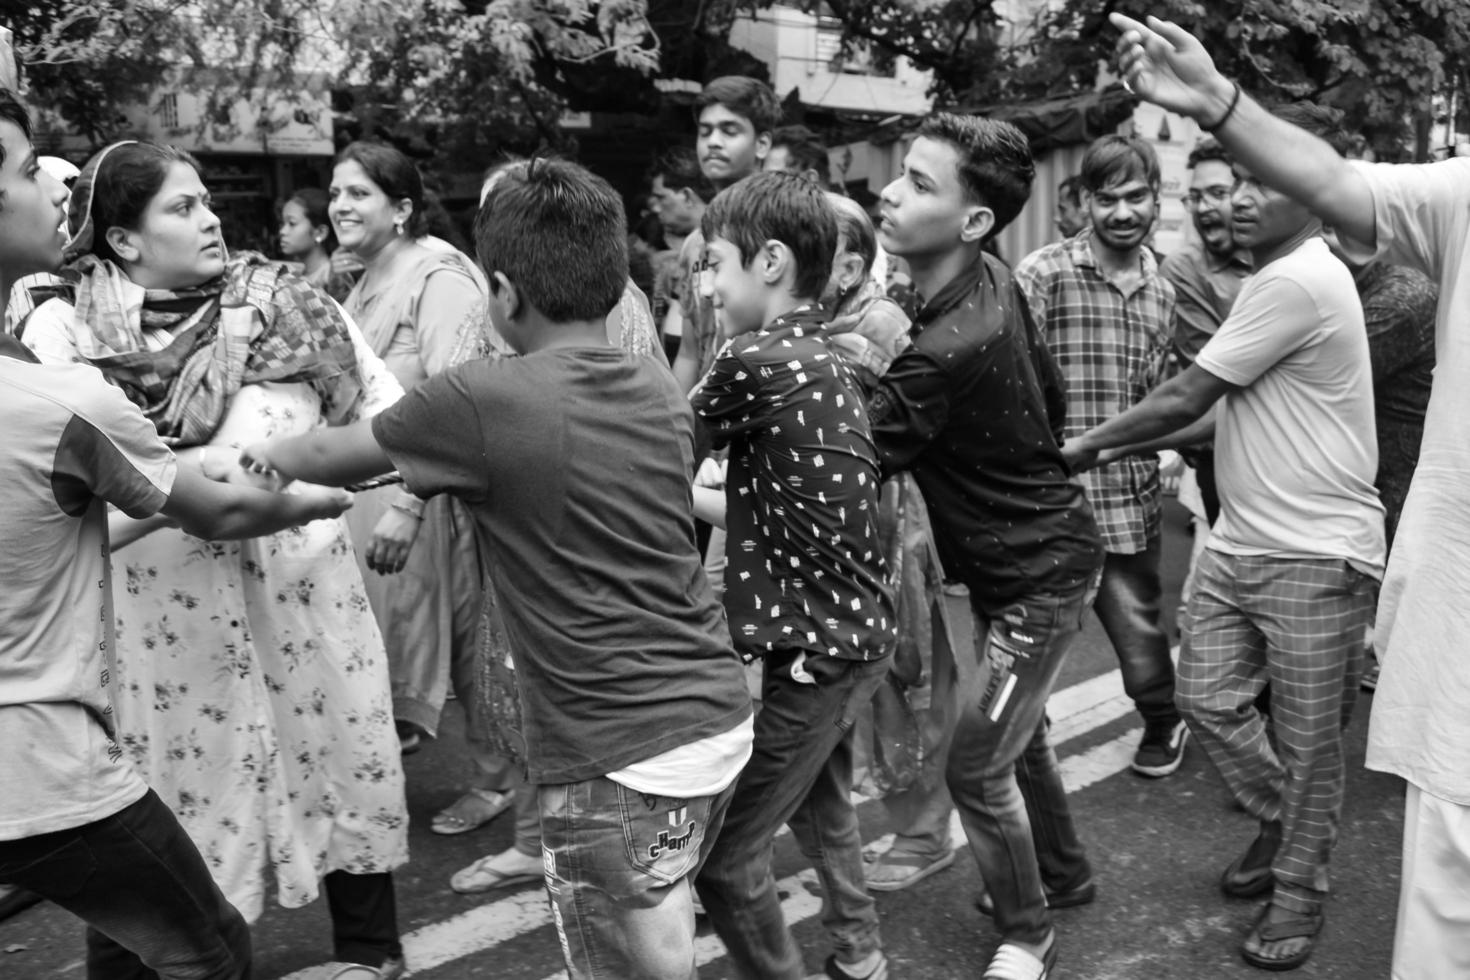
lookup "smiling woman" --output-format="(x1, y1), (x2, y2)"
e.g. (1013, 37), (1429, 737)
(20, 140), (413, 977)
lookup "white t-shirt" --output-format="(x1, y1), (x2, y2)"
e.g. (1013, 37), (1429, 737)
(1195, 236), (1385, 575)
(0, 354), (176, 839)
(1340, 158), (1470, 804)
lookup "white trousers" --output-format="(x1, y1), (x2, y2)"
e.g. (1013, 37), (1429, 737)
(1393, 782), (1470, 979)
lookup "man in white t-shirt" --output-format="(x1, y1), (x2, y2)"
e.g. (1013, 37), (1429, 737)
(0, 88), (352, 978)
(1061, 101), (1385, 973)
(1108, 16), (1470, 978)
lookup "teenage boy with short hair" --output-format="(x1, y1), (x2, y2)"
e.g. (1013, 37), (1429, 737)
(690, 171), (897, 980)
(764, 124), (832, 188)
(671, 76), (781, 394)
(243, 157), (754, 980)
(0, 87), (353, 980)
(872, 113), (1105, 980)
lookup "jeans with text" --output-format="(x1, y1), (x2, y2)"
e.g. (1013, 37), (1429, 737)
(947, 580), (1098, 946)
(539, 774), (735, 980)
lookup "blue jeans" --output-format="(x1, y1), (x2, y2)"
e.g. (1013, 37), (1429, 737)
(1093, 536), (1180, 727)
(539, 774), (735, 980)
(947, 581), (1097, 946)
(0, 790), (251, 980)
(697, 649), (891, 979)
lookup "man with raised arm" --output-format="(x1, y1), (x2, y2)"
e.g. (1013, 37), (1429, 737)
(1110, 15), (1464, 978)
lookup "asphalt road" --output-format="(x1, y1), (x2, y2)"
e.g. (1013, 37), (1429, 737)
(0, 502), (1399, 979)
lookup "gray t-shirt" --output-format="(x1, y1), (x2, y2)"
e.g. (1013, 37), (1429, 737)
(373, 346), (752, 784)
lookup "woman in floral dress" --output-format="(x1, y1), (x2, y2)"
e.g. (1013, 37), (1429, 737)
(24, 140), (410, 980)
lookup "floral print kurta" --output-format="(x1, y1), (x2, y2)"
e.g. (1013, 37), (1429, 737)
(24, 300), (409, 922)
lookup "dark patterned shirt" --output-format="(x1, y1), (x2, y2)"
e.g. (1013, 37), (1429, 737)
(870, 253), (1103, 607)
(692, 308), (896, 662)
(1159, 240), (1252, 364)
(1015, 231), (1175, 554)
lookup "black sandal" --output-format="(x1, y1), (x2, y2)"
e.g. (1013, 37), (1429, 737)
(1240, 904), (1324, 972)
(1221, 822), (1280, 898)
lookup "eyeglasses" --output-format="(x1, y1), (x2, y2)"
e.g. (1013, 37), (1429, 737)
(1183, 185), (1231, 209)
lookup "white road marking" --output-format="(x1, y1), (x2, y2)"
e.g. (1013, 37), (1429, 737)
(279, 667), (1146, 979)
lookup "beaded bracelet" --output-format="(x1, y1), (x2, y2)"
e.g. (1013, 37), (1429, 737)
(1204, 81), (1242, 133)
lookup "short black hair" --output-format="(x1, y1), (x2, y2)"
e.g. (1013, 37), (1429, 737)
(0, 88), (32, 171)
(474, 157), (628, 323)
(1186, 137), (1232, 170)
(701, 171), (836, 302)
(696, 76), (781, 135)
(1079, 135), (1160, 194)
(914, 113), (1034, 238)
(1271, 102), (1352, 156)
(769, 124), (829, 182)
(1057, 175), (1084, 208)
(649, 146), (716, 203)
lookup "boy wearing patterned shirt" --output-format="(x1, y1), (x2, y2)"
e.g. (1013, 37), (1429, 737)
(691, 172), (897, 980)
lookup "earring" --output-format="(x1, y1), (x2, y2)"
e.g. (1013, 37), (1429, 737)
(394, 217), (405, 236)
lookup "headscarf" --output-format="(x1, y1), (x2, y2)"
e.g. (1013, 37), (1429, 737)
(63, 141), (364, 446)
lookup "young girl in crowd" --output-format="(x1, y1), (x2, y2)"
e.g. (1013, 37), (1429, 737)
(23, 140), (410, 980)
(278, 187), (357, 302)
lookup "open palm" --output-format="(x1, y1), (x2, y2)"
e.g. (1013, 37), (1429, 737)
(1109, 13), (1227, 120)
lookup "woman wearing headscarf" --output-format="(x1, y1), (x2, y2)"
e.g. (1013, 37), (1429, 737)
(24, 140), (410, 980)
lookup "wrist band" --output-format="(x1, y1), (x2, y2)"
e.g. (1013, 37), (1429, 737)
(1204, 81), (1242, 133)
(390, 502), (425, 520)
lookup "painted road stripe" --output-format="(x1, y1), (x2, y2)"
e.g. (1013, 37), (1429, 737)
(278, 667), (1146, 979)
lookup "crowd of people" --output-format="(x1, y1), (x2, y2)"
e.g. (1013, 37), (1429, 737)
(0, 13), (1464, 980)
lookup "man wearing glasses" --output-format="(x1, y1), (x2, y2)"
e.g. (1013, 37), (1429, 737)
(1160, 138), (1253, 528)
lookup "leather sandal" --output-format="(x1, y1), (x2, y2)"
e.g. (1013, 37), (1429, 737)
(976, 878), (1095, 917)
(431, 788), (514, 836)
(1222, 822), (1280, 899)
(1241, 904), (1323, 971)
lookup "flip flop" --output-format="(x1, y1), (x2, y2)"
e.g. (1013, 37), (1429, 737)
(1222, 824), (1281, 899)
(450, 852), (543, 894)
(1241, 904), (1324, 972)
(864, 849), (956, 892)
(431, 788), (514, 836)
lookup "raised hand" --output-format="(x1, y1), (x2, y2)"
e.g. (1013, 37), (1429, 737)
(1109, 13), (1234, 122)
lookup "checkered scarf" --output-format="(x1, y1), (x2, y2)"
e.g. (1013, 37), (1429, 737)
(70, 252), (364, 446)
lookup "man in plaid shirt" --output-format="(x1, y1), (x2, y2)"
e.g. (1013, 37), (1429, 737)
(1014, 135), (1187, 778)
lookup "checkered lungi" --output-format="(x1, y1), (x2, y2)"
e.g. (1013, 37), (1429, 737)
(1177, 549), (1376, 914)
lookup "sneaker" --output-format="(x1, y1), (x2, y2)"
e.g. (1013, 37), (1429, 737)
(942, 579), (970, 598)
(1131, 718), (1189, 777)
(810, 952), (890, 980)
(1360, 657), (1380, 691)
(330, 957), (405, 980)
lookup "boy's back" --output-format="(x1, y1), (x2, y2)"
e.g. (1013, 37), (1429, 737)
(373, 346), (750, 784)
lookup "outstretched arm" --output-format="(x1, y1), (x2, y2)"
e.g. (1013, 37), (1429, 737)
(241, 419), (394, 489)
(159, 468), (352, 541)
(1110, 13), (1378, 246)
(1063, 364), (1232, 471)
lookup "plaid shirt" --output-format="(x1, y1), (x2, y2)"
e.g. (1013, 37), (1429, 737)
(1015, 231), (1175, 553)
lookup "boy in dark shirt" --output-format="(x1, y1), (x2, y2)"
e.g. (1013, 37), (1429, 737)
(870, 113), (1105, 980)
(690, 172), (897, 980)
(244, 158), (754, 980)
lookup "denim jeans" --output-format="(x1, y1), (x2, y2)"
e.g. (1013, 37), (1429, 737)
(947, 580), (1097, 946)
(0, 790), (251, 980)
(697, 649), (892, 979)
(1093, 536), (1180, 727)
(539, 774), (735, 980)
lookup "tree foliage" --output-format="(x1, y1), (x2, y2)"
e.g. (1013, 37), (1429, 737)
(786, 0), (1470, 160)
